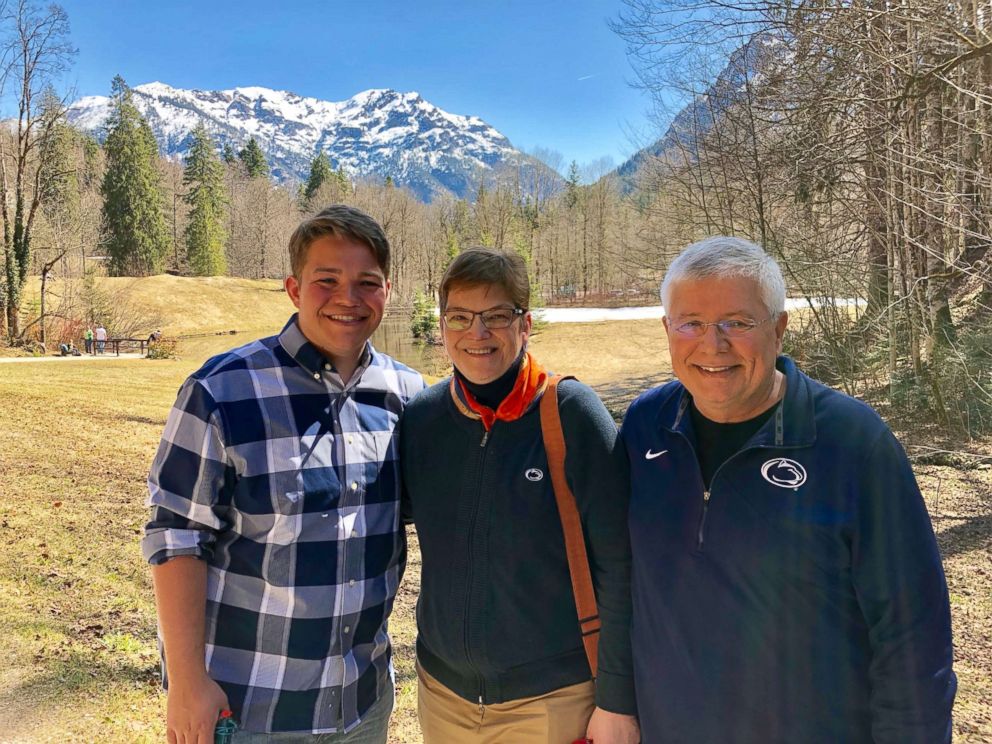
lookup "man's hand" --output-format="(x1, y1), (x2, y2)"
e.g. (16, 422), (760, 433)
(152, 557), (220, 743)
(586, 706), (640, 744)
(165, 673), (229, 744)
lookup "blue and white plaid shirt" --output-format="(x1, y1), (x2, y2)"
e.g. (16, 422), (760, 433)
(142, 316), (425, 734)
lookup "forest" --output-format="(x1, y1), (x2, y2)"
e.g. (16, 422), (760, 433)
(2, 0), (991, 435)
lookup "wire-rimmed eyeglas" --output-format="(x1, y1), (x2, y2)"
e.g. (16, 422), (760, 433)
(671, 316), (776, 338)
(442, 306), (525, 331)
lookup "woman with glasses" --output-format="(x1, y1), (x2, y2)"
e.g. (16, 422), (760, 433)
(400, 247), (639, 744)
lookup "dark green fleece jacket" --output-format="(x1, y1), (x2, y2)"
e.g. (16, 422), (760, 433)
(400, 376), (635, 714)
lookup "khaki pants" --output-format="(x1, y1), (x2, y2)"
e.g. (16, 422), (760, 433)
(417, 662), (595, 744)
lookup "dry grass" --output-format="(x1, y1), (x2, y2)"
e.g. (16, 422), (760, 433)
(0, 278), (989, 742)
(22, 275), (293, 338)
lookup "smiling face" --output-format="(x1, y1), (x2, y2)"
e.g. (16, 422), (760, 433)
(442, 283), (531, 384)
(284, 233), (390, 381)
(664, 275), (788, 422)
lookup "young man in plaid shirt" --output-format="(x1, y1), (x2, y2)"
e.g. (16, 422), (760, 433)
(142, 205), (425, 742)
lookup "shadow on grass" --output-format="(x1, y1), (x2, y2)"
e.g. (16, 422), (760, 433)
(937, 516), (992, 559)
(391, 638), (418, 687)
(590, 373), (673, 422)
(0, 645), (160, 738)
(929, 466), (992, 559)
(123, 414), (167, 427)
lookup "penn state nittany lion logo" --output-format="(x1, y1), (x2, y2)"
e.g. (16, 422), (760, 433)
(760, 458), (807, 489)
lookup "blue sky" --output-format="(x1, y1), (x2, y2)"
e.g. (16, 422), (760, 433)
(55, 0), (657, 176)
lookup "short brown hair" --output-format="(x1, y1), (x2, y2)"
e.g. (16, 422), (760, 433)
(439, 247), (530, 312)
(288, 204), (390, 278)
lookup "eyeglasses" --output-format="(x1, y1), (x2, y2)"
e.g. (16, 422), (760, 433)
(671, 316), (776, 338)
(442, 306), (525, 331)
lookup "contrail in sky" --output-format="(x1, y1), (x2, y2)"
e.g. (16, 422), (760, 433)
(577, 74), (596, 81)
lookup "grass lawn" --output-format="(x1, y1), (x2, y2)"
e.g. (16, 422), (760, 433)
(0, 281), (989, 742)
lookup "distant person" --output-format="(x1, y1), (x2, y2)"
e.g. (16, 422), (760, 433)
(83, 327), (94, 355)
(147, 329), (162, 343)
(142, 205), (425, 742)
(94, 324), (107, 354)
(401, 248), (639, 744)
(621, 236), (956, 743)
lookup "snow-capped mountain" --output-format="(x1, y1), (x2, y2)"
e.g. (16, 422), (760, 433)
(68, 82), (548, 201)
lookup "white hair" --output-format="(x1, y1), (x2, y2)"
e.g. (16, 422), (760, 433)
(660, 236), (786, 315)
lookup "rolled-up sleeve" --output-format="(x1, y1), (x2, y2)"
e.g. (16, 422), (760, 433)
(142, 379), (232, 565)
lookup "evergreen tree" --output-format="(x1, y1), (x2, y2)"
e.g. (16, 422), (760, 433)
(564, 161), (581, 209)
(100, 76), (170, 276)
(238, 137), (269, 178)
(334, 166), (350, 194)
(183, 123), (228, 276)
(81, 136), (102, 188)
(410, 288), (438, 340)
(302, 151), (333, 204)
(221, 143), (236, 165)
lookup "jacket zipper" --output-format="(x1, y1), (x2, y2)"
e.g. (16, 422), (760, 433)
(696, 490), (711, 549)
(694, 443), (783, 550)
(670, 429), (712, 552)
(676, 398), (791, 551)
(464, 422), (489, 704)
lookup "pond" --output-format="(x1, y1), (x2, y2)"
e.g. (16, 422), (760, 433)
(371, 315), (440, 372)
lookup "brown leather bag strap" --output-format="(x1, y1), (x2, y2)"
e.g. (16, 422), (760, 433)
(540, 374), (600, 678)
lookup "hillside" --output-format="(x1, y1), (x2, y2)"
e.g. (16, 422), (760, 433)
(614, 35), (777, 192)
(25, 274), (291, 335)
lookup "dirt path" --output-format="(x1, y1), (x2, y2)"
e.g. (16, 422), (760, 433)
(0, 353), (144, 363)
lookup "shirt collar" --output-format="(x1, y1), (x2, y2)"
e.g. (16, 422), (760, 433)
(278, 313), (375, 381)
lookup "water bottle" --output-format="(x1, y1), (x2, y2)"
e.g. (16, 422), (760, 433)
(215, 709), (238, 743)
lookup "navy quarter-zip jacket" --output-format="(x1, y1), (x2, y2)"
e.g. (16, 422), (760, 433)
(621, 355), (955, 744)
(401, 376), (636, 714)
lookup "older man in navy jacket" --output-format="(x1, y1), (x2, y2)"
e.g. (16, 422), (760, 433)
(621, 236), (955, 743)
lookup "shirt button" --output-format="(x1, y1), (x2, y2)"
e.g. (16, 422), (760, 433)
(351, 529), (359, 538)
(343, 625), (351, 634)
(350, 482), (358, 491)
(321, 513), (329, 518)
(313, 372), (320, 380)
(324, 363), (332, 371)
(347, 436), (353, 445)
(348, 579), (355, 586)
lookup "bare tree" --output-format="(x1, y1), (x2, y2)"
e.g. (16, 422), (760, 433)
(0, 0), (74, 340)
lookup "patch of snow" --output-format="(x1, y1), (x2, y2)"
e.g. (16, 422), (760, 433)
(534, 297), (866, 323)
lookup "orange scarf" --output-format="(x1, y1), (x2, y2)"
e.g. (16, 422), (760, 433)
(450, 351), (549, 431)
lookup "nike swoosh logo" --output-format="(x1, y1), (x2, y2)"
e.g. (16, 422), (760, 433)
(645, 449), (668, 460)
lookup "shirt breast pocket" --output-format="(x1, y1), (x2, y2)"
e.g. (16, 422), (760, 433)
(256, 434), (342, 544)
